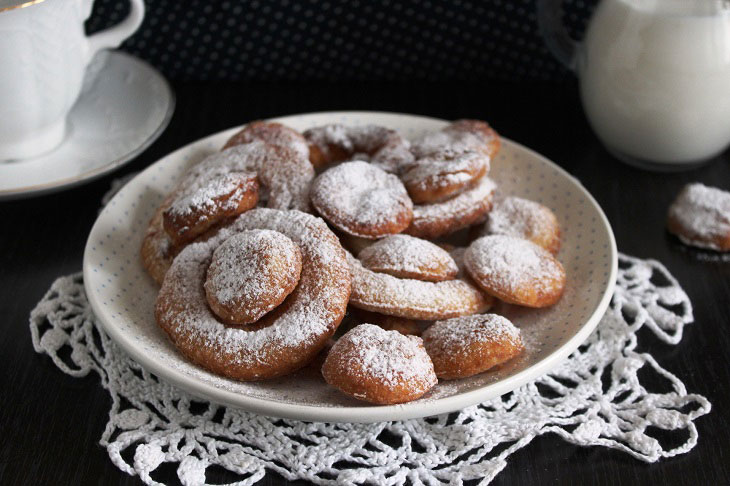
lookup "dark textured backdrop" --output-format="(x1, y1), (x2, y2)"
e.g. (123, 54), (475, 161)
(87, 0), (596, 82)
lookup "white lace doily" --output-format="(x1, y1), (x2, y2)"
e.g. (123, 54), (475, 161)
(30, 251), (710, 486)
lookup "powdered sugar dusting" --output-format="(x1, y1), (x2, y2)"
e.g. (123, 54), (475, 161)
(304, 124), (414, 173)
(423, 314), (522, 350)
(348, 252), (490, 320)
(465, 235), (563, 295)
(358, 234), (458, 281)
(204, 230), (301, 323)
(413, 126), (493, 159)
(484, 197), (553, 239)
(668, 183), (730, 251)
(224, 121), (310, 161)
(184, 141), (313, 212)
(311, 161), (413, 237)
(401, 152), (484, 191)
(156, 208), (351, 377)
(328, 324), (437, 389)
(413, 176), (496, 224)
(167, 173), (257, 218)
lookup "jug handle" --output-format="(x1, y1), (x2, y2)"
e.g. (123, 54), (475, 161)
(537, 0), (578, 72)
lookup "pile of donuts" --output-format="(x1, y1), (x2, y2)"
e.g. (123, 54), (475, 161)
(142, 119), (567, 405)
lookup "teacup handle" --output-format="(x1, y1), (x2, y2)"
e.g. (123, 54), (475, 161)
(536, 0), (579, 72)
(85, 0), (145, 62)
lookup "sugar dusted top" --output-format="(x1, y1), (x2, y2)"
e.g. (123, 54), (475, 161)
(326, 323), (437, 390)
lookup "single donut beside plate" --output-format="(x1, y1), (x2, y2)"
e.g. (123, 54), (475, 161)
(667, 182), (730, 251)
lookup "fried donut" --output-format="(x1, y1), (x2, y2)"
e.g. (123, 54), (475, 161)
(667, 183), (730, 251)
(163, 172), (260, 247)
(222, 121), (311, 161)
(155, 208), (351, 381)
(465, 235), (566, 307)
(347, 252), (493, 320)
(204, 229), (302, 325)
(405, 176), (497, 240)
(401, 153), (487, 204)
(358, 234), (458, 282)
(311, 161), (413, 239)
(413, 120), (501, 159)
(422, 314), (523, 380)
(481, 196), (561, 255)
(403, 120), (500, 204)
(322, 324), (437, 404)
(141, 140), (314, 285)
(304, 123), (414, 172)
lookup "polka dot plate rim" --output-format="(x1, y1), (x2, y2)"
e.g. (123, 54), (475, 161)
(83, 111), (618, 423)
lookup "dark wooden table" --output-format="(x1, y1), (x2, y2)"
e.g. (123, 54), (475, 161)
(1, 82), (728, 485)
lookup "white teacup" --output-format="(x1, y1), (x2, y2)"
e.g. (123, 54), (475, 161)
(0, 0), (145, 161)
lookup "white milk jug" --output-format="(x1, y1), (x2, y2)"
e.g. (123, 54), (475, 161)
(538, 0), (730, 170)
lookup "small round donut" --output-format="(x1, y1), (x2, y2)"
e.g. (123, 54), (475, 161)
(405, 176), (497, 240)
(422, 314), (523, 380)
(413, 120), (501, 159)
(155, 208), (352, 381)
(404, 120), (500, 204)
(401, 152), (487, 204)
(322, 324), (437, 404)
(311, 161), (414, 239)
(204, 229), (302, 325)
(222, 121), (311, 162)
(358, 234), (458, 282)
(464, 235), (566, 308)
(667, 183), (730, 251)
(304, 123), (414, 171)
(481, 196), (561, 255)
(163, 172), (260, 247)
(347, 252), (493, 320)
(141, 140), (314, 285)
(184, 142), (313, 211)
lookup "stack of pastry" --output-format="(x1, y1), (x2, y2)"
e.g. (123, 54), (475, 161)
(142, 120), (567, 405)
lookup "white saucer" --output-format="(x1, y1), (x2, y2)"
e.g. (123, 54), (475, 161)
(0, 51), (174, 200)
(84, 111), (618, 423)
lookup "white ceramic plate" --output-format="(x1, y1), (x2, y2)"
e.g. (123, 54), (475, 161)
(83, 111), (617, 423)
(0, 51), (174, 200)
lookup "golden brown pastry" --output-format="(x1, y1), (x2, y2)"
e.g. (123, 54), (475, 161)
(667, 182), (730, 251)
(464, 235), (566, 308)
(155, 208), (351, 381)
(322, 323), (437, 404)
(358, 234), (458, 282)
(481, 196), (561, 255)
(422, 314), (523, 380)
(311, 161), (413, 239)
